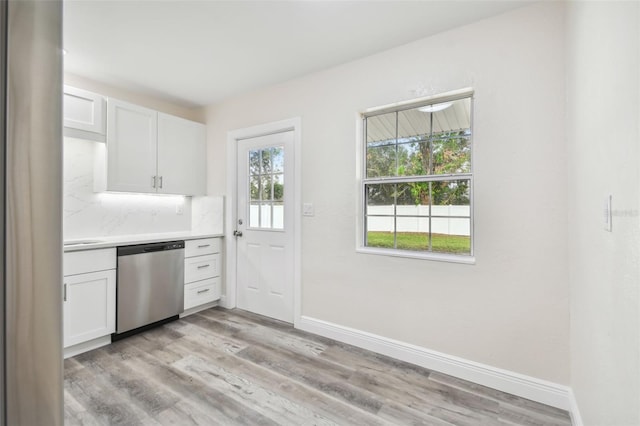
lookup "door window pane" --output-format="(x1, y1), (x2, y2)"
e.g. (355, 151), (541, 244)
(250, 176), (260, 201)
(261, 175), (272, 201)
(249, 203), (260, 228)
(249, 150), (261, 175)
(247, 145), (285, 230)
(260, 204), (272, 228)
(273, 173), (284, 201)
(273, 202), (284, 229)
(272, 147), (284, 173)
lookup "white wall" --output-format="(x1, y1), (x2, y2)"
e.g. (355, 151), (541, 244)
(207, 2), (568, 383)
(566, 2), (640, 424)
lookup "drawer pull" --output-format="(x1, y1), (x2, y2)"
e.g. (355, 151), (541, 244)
(197, 288), (210, 294)
(197, 244), (210, 248)
(63, 283), (67, 302)
(197, 264), (210, 269)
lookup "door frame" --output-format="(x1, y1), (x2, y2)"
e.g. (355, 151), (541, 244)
(224, 117), (302, 326)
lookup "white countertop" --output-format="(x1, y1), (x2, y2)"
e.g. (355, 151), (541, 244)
(63, 231), (224, 252)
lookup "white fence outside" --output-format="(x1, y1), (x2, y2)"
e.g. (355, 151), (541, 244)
(248, 204), (471, 236)
(367, 205), (470, 236)
(250, 204), (284, 229)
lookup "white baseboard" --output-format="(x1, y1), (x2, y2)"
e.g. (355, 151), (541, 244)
(297, 315), (571, 411)
(568, 389), (584, 426)
(64, 335), (111, 359)
(219, 295), (232, 309)
(180, 300), (219, 318)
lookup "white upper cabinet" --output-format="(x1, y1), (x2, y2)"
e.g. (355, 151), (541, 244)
(98, 98), (158, 193)
(95, 98), (206, 195)
(63, 85), (106, 142)
(157, 113), (206, 195)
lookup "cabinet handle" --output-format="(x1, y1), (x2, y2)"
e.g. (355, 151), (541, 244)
(197, 288), (210, 294)
(197, 264), (210, 269)
(197, 244), (210, 248)
(158, 176), (163, 189)
(63, 283), (67, 302)
(151, 176), (157, 188)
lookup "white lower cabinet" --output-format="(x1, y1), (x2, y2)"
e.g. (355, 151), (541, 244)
(184, 277), (221, 310)
(63, 248), (116, 357)
(185, 253), (220, 283)
(63, 270), (116, 347)
(183, 238), (222, 315)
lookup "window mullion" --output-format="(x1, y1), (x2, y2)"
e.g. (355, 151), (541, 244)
(363, 174), (472, 185)
(429, 111), (434, 175)
(363, 117), (368, 246)
(393, 183), (398, 249)
(394, 111), (399, 249)
(428, 181), (433, 252)
(428, 111), (433, 252)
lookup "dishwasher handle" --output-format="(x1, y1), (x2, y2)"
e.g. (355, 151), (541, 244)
(144, 246), (167, 253)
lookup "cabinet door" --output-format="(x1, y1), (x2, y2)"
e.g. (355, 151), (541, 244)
(63, 269), (116, 348)
(157, 113), (206, 195)
(106, 99), (158, 193)
(63, 85), (106, 135)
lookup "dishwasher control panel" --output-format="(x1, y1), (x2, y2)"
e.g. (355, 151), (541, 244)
(117, 240), (185, 256)
(166, 242), (184, 250)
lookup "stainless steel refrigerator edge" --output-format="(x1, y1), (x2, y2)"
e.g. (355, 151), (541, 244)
(2, 0), (64, 424)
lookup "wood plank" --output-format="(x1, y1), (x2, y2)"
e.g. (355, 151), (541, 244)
(165, 333), (389, 426)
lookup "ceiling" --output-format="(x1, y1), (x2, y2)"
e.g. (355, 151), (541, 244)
(63, 1), (532, 108)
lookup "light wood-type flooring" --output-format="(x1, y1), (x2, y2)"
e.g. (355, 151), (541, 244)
(64, 307), (571, 425)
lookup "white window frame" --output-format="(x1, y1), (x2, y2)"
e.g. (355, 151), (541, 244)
(356, 87), (475, 264)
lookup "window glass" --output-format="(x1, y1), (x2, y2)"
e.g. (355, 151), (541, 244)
(248, 146), (285, 230)
(362, 94), (473, 257)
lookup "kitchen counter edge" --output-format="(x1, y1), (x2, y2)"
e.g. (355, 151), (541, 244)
(63, 233), (224, 252)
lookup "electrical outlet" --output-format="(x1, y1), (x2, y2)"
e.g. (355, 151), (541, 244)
(176, 204), (184, 215)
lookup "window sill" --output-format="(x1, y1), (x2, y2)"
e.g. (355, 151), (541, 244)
(356, 246), (476, 265)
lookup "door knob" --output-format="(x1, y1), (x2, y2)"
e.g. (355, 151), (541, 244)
(233, 230), (243, 237)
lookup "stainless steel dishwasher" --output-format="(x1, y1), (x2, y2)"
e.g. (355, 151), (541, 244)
(114, 240), (185, 340)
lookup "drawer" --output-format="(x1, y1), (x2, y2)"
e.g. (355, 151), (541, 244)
(64, 248), (116, 276)
(185, 238), (220, 258)
(184, 253), (220, 283)
(184, 277), (221, 310)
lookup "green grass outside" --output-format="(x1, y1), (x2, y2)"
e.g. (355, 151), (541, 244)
(367, 231), (470, 254)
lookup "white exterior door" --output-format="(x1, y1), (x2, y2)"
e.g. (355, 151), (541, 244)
(236, 131), (294, 322)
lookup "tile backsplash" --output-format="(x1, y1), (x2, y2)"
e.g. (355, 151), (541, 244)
(64, 137), (222, 239)
(192, 195), (224, 235)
